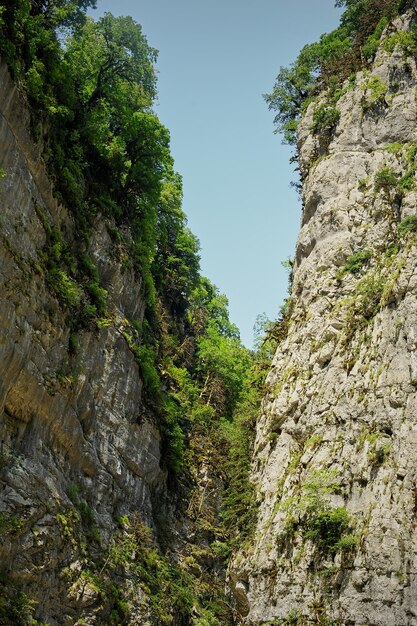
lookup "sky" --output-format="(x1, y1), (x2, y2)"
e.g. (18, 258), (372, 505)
(93, 0), (342, 347)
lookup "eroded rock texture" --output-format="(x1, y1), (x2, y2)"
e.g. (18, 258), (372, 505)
(231, 8), (417, 626)
(0, 62), (164, 624)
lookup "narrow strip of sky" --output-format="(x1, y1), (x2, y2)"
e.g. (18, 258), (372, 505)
(94, 0), (342, 347)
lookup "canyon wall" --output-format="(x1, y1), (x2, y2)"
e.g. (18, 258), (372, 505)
(0, 61), (166, 624)
(230, 7), (417, 625)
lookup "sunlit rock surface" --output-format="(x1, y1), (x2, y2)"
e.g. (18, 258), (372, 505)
(0, 61), (164, 624)
(230, 7), (417, 625)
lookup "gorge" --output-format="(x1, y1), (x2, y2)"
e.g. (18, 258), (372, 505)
(1, 1), (417, 625)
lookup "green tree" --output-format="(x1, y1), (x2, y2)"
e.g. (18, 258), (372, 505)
(265, 0), (410, 143)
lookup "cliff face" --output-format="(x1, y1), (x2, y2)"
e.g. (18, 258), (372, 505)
(0, 62), (165, 623)
(231, 7), (417, 626)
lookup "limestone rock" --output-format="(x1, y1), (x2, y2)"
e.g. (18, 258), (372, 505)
(0, 61), (164, 624)
(230, 6), (417, 625)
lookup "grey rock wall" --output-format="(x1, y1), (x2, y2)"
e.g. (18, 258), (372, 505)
(0, 61), (164, 624)
(230, 8), (417, 626)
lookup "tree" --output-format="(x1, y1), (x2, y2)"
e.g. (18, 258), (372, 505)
(65, 13), (157, 110)
(29, 0), (97, 28)
(264, 0), (409, 143)
(263, 43), (320, 144)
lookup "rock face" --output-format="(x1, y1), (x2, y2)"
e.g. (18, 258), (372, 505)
(0, 62), (165, 623)
(231, 8), (417, 626)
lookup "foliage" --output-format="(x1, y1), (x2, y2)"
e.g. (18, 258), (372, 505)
(196, 321), (251, 417)
(220, 368), (260, 544)
(361, 74), (388, 111)
(373, 146), (417, 195)
(311, 103), (340, 134)
(384, 142), (403, 154)
(81, 256), (107, 315)
(338, 249), (372, 277)
(283, 469), (354, 556)
(398, 215), (417, 236)
(304, 507), (350, 553)
(362, 16), (390, 59)
(0, 577), (36, 626)
(264, 610), (303, 625)
(106, 517), (194, 623)
(0, 512), (24, 535)
(265, 0), (407, 142)
(155, 275), (253, 476)
(374, 166), (398, 191)
(383, 27), (417, 56)
(361, 429), (392, 466)
(221, 313), (286, 546)
(353, 273), (385, 320)
(401, 144), (417, 191)
(103, 515), (230, 625)
(0, 0), (97, 128)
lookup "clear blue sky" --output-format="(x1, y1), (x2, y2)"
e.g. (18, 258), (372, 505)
(93, 0), (342, 347)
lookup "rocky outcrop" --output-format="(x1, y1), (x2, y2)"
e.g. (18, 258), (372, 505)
(0, 61), (165, 623)
(231, 8), (417, 626)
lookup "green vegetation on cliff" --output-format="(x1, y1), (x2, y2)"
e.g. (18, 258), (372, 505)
(0, 2), (271, 623)
(0, 0), (253, 474)
(265, 0), (413, 144)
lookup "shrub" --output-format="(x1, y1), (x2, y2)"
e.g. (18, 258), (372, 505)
(383, 28), (417, 56)
(374, 166), (398, 191)
(78, 500), (95, 528)
(305, 507), (350, 554)
(47, 267), (83, 307)
(68, 331), (78, 354)
(362, 16), (390, 60)
(134, 344), (161, 398)
(397, 144), (417, 192)
(87, 281), (107, 315)
(0, 582), (35, 625)
(338, 250), (372, 278)
(311, 104), (340, 134)
(384, 142), (403, 154)
(160, 396), (185, 474)
(399, 171), (416, 192)
(0, 513), (24, 535)
(361, 75), (388, 111)
(398, 215), (417, 236)
(354, 274), (385, 320)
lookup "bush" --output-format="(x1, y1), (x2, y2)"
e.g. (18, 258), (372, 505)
(305, 507), (350, 554)
(338, 250), (372, 278)
(160, 397), (185, 474)
(383, 28), (417, 56)
(354, 274), (385, 320)
(134, 344), (161, 398)
(398, 215), (417, 236)
(374, 166), (398, 191)
(362, 16), (390, 59)
(311, 104), (340, 134)
(87, 281), (107, 315)
(0, 582), (35, 625)
(68, 332), (78, 354)
(47, 267), (83, 307)
(0, 513), (24, 535)
(361, 75), (388, 111)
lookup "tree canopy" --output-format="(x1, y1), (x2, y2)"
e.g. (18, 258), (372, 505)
(265, 0), (411, 144)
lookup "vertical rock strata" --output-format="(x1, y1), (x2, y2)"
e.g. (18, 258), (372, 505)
(0, 62), (164, 622)
(231, 9), (417, 626)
